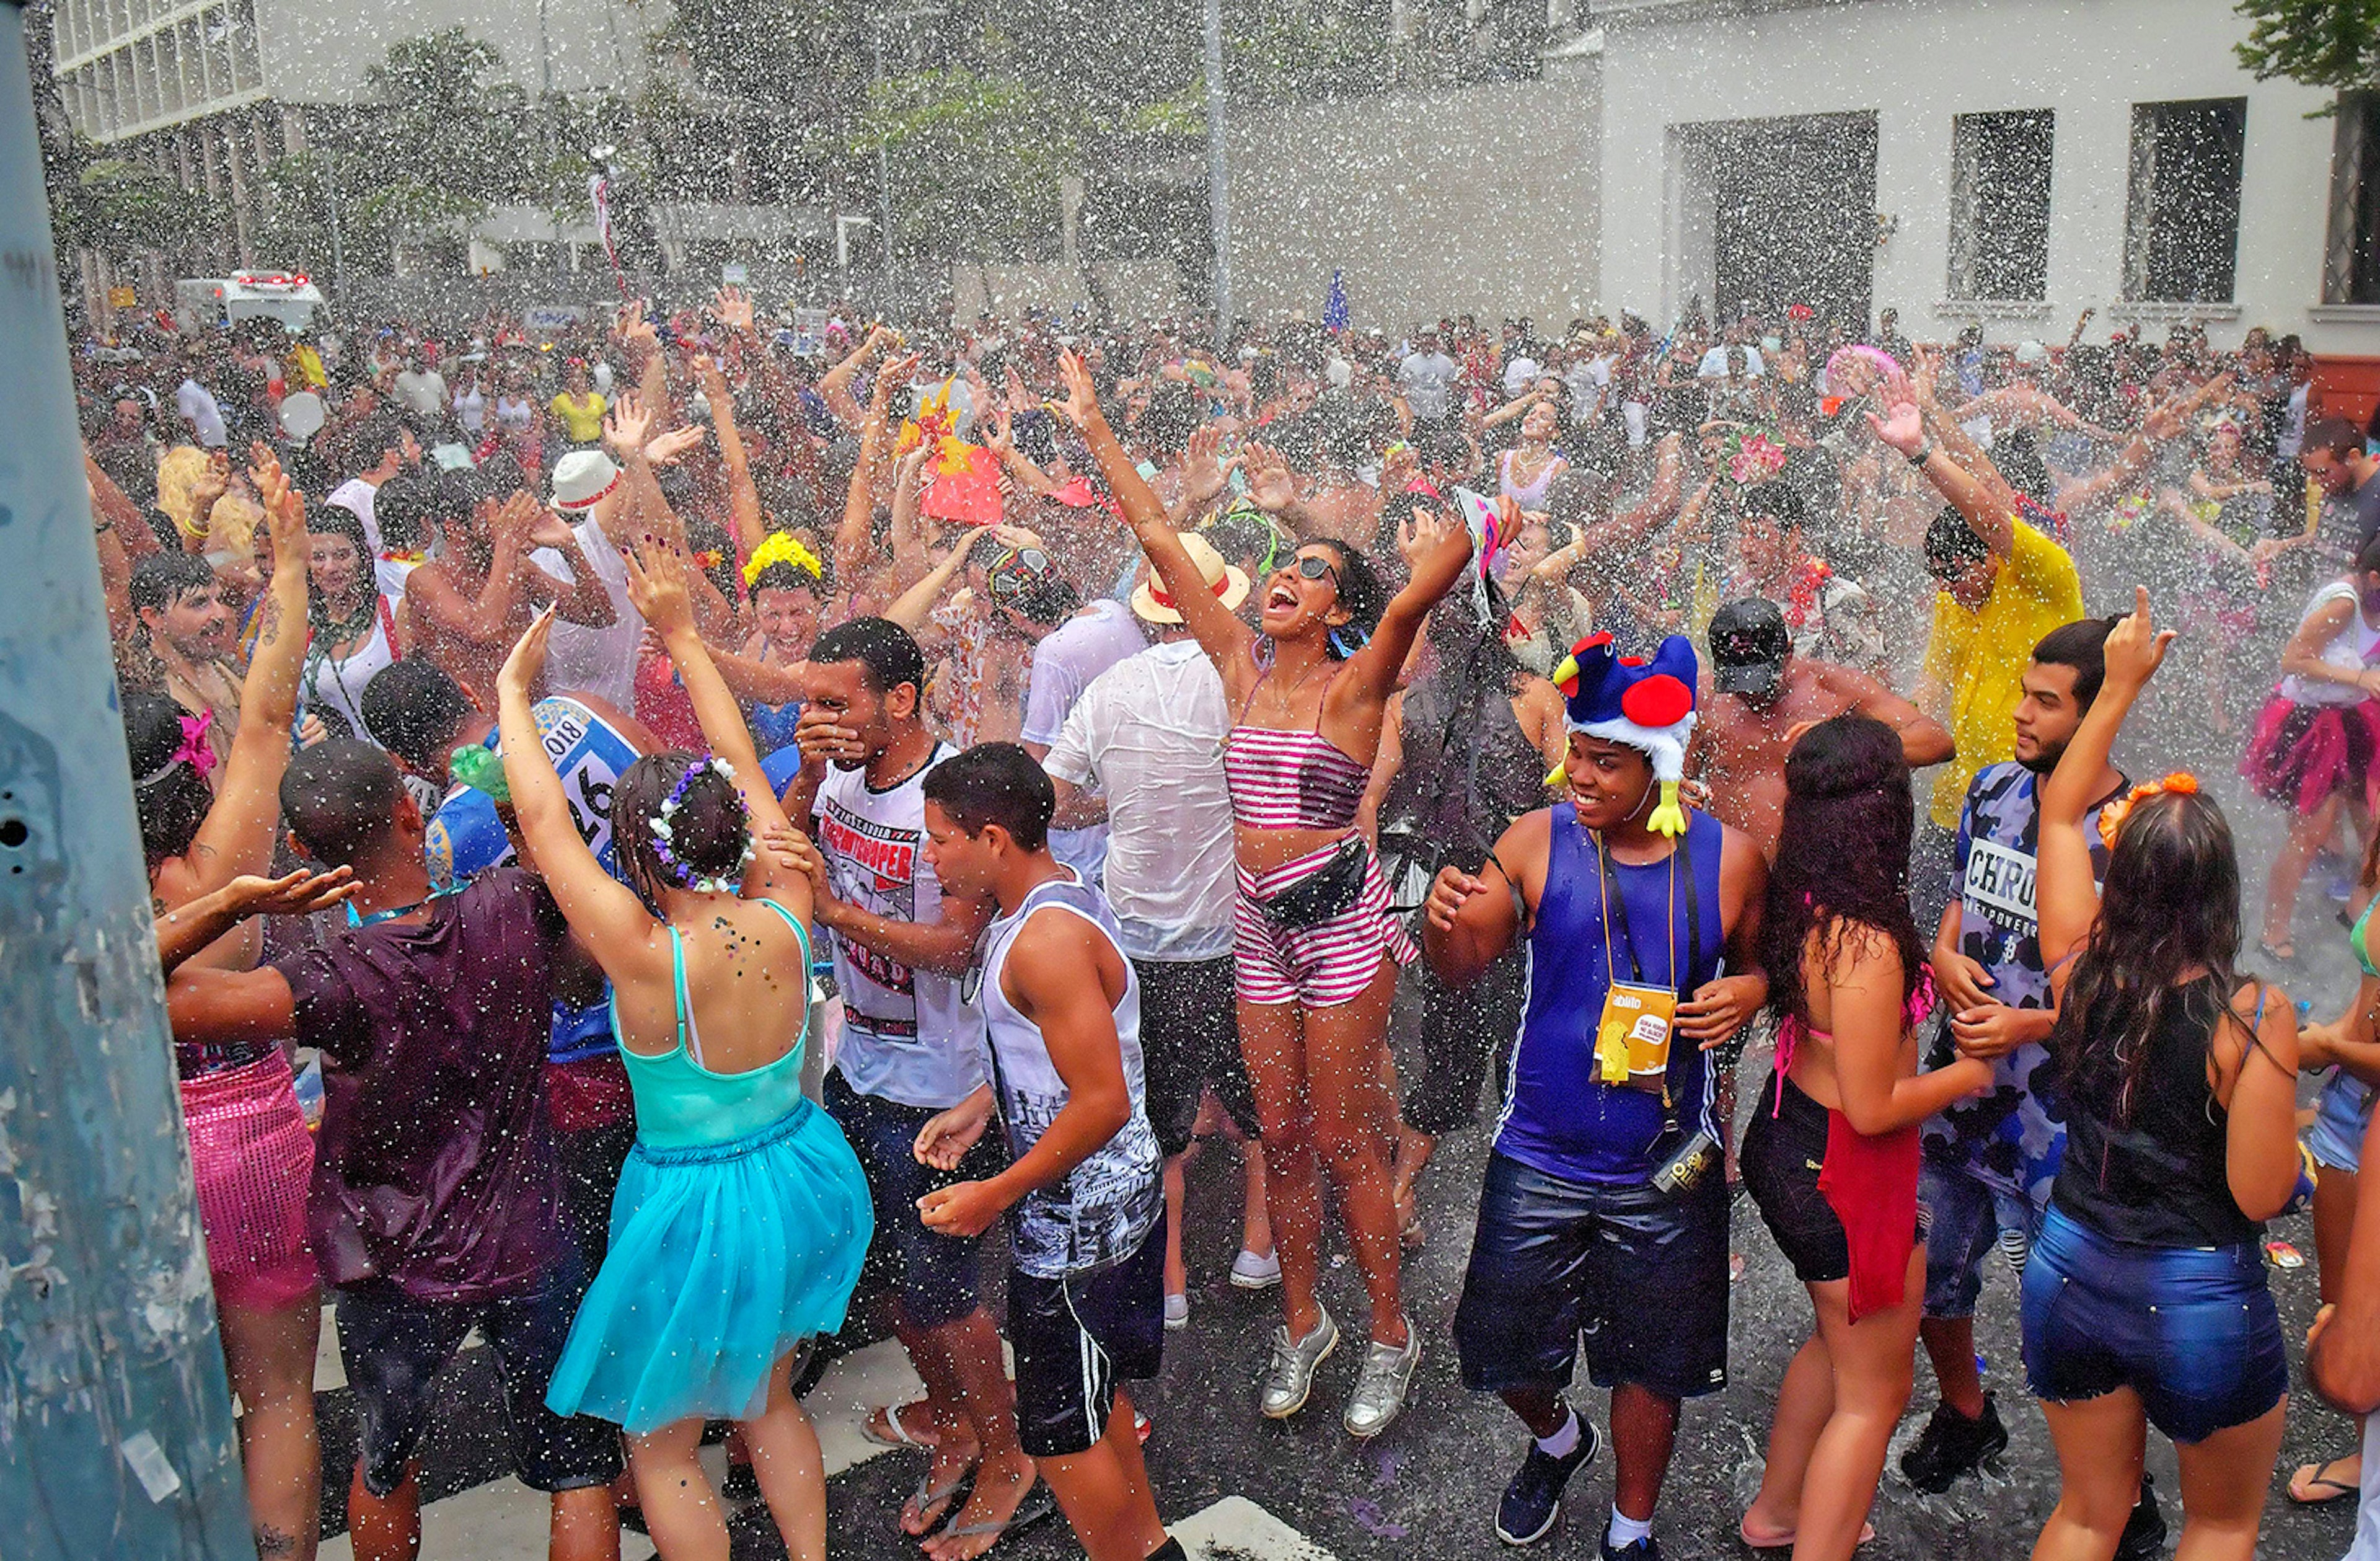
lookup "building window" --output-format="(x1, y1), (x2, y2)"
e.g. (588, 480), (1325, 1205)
(2324, 92), (2380, 304)
(1946, 110), (2053, 301)
(2123, 97), (2246, 303)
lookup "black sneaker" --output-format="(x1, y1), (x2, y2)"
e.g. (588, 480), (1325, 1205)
(1601, 1529), (1661, 1561)
(1495, 1418), (1602, 1546)
(1898, 1392), (2009, 1493)
(2114, 1472), (2168, 1561)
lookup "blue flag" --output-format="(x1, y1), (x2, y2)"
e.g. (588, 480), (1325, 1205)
(1323, 268), (1348, 334)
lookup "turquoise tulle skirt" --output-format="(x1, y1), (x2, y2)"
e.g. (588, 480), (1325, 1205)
(545, 1098), (873, 1433)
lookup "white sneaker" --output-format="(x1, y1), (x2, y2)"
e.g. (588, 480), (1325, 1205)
(1230, 1248), (1284, 1290)
(1164, 1292), (1190, 1330)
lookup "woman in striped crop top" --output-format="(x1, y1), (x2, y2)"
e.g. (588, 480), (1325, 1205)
(1057, 349), (1477, 1440)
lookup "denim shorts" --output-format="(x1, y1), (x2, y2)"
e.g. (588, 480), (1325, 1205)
(2309, 1071), (2373, 1173)
(825, 1071), (1002, 1330)
(1920, 1155), (2043, 1319)
(333, 1259), (622, 1497)
(2019, 1206), (2287, 1444)
(1453, 1152), (1729, 1401)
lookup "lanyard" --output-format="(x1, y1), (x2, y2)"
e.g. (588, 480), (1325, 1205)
(1594, 828), (1678, 991)
(346, 884), (461, 929)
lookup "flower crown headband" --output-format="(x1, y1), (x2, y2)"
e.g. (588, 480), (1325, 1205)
(650, 756), (756, 895)
(741, 531), (825, 588)
(2097, 771), (2199, 850)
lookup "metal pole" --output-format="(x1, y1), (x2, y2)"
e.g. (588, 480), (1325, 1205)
(0, 4), (256, 1558)
(1202, 0), (1232, 343)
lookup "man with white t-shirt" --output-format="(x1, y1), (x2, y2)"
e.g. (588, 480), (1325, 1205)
(1042, 537), (1279, 1331)
(1398, 330), (1461, 428)
(778, 617), (1041, 1547)
(994, 544), (1147, 887)
(175, 348), (228, 448)
(326, 413), (413, 558)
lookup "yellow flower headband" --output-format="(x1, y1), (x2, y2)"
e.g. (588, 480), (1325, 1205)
(2097, 771), (2199, 850)
(742, 531), (824, 588)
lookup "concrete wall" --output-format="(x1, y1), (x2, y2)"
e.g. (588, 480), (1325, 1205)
(1592, 0), (2364, 350)
(1223, 68), (1603, 332)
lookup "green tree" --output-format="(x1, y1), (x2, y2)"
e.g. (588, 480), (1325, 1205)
(852, 68), (1080, 260)
(2236, 0), (2380, 93)
(63, 158), (208, 259)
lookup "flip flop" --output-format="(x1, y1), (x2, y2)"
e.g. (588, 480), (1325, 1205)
(2259, 940), (2299, 966)
(901, 1461), (976, 1537)
(2289, 1456), (2360, 1505)
(862, 1399), (941, 1449)
(1738, 1518), (1875, 1549)
(932, 1481), (1057, 1555)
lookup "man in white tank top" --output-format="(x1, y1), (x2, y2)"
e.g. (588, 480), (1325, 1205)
(910, 743), (1181, 1561)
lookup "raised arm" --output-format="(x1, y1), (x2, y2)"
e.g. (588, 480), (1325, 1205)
(156, 867), (355, 975)
(1870, 399), (2013, 557)
(1831, 663), (1954, 769)
(696, 353), (767, 556)
(884, 523), (999, 634)
(1340, 502), (1475, 708)
(819, 325), (895, 433)
(1058, 348), (1255, 684)
(495, 609), (663, 976)
(2039, 588), (2170, 987)
(832, 353), (917, 589)
(622, 541), (808, 917)
(179, 445), (312, 891)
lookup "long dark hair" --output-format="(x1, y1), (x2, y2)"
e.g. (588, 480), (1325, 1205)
(2050, 789), (2242, 1128)
(1310, 537), (1386, 660)
(1761, 714), (1923, 1022)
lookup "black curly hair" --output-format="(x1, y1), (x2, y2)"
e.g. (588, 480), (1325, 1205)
(1760, 714), (1924, 1024)
(1302, 537), (1386, 661)
(122, 691), (213, 870)
(611, 753), (752, 914)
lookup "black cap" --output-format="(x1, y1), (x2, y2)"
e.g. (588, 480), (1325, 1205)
(1708, 598), (1791, 696)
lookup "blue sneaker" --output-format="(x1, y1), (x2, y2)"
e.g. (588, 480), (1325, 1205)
(1494, 1418), (1601, 1546)
(1602, 1531), (1662, 1561)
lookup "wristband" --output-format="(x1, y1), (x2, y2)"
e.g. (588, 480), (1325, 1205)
(1905, 436), (1935, 468)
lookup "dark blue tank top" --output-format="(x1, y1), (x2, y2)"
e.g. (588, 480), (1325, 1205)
(1496, 805), (1726, 1185)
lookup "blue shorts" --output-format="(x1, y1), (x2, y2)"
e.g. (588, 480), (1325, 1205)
(1453, 1152), (1729, 1402)
(825, 1071), (1001, 1330)
(333, 1260), (622, 1497)
(1920, 1155), (2043, 1319)
(1008, 1217), (1165, 1459)
(2019, 1206), (2286, 1444)
(2309, 1071), (2373, 1172)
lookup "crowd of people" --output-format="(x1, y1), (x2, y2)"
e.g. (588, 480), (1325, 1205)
(77, 285), (2380, 1561)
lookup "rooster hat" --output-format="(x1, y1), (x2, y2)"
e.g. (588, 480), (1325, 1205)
(1546, 632), (1699, 838)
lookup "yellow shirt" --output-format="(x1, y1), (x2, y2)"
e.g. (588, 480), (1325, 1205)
(1922, 520), (2084, 829)
(551, 391), (607, 444)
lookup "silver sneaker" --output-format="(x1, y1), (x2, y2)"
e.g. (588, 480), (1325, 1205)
(1342, 1319), (1421, 1439)
(1258, 1307), (1339, 1419)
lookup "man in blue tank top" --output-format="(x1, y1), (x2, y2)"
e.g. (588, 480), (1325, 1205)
(1424, 634), (1768, 1561)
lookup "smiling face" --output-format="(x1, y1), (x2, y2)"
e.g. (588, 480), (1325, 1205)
(1521, 400), (1559, 442)
(1259, 544), (1352, 642)
(754, 583), (821, 657)
(309, 531), (366, 604)
(1562, 733), (1655, 830)
(146, 582), (234, 661)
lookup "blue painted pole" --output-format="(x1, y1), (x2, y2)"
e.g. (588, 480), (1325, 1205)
(0, 3), (256, 1555)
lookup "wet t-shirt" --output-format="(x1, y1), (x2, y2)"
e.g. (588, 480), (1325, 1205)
(275, 867), (569, 1301)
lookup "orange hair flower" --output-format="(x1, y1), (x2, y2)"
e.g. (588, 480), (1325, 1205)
(2097, 771), (2200, 850)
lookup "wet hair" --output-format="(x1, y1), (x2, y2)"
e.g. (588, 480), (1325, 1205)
(129, 553), (218, 616)
(359, 659), (476, 775)
(2357, 533), (2380, 578)
(370, 472), (436, 554)
(280, 738), (405, 867)
(2031, 617), (2114, 710)
(306, 502), (372, 569)
(1923, 507), (1992, 579)
(1760, 715), (1923, 1024)
(2307, 417), (2363, 461)
(1740, 481), (1805, 533)
(1994, 427), (2052, 508)
(347, 413), (405, 475)
(610, 753), (751, 911)
(2052, 789), (2244, 1129)
(1303, 537), (1386, 660)
(750, 559), (828, 599)
(122, 691), (214, 867)
(1133, 384), (1204, 458)
(809, 616), (926, 699)
(921, 741), (1052, 852)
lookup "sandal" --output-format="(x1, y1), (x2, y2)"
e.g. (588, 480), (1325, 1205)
(930, 1480), (1057, 1557)
(2258, 940), (2299, 966)
(2289, 1456), (2361, 1505)
(861, 1399), (941, 1449)
(1739, 1517), (1874, 1549)
(901, 1461), (977, 1537)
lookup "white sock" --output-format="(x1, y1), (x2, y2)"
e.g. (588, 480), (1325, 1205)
(1606, 1507), (1653, 1548)
(1535, 1408), (1581, 1458)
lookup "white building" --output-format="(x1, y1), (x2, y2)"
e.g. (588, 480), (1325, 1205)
(1589, 0), (2380, 351)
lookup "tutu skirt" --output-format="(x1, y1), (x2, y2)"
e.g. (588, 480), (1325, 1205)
(2241, 695), (2380, 813)
(182, 1052), (318, 1311)
(544, 1097), (873, 1433)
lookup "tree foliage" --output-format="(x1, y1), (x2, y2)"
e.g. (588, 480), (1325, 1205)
(63, 157), (208, 257)
(2235, 0), (2380, 92)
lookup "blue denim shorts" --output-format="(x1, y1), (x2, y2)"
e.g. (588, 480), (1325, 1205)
(1920, 1155), (2043, 1319)
(825, 1071), (1000, 1330)
(2019, 1207), (2286, 1444)
(2308, 1071), (2373, 1173)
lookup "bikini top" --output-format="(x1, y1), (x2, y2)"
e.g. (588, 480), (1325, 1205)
(609, 899), (813, 1151)
(2355, 899), (2379, 981)
(1223, 663), (1368, 830)
(1770, 964), (1939, 1117)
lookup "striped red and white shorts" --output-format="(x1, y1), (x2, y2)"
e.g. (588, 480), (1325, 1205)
(1233, 839), (1417, 1009)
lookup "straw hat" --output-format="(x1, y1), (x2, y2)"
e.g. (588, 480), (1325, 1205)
(1130, 532), (1249, 625)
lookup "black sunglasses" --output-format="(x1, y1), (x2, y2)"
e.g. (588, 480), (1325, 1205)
(1284, 553), (1340, 590)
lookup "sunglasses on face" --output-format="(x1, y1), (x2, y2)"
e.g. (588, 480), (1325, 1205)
(1287, 553), (1340, 590)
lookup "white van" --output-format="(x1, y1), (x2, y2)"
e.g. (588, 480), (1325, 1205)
(175, 271), (326, 333)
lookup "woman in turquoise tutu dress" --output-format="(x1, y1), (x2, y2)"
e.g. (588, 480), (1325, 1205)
(495, 541), (871, 1561)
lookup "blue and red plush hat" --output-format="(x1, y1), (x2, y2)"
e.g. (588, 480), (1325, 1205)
(1546, 632), (1700, 837)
